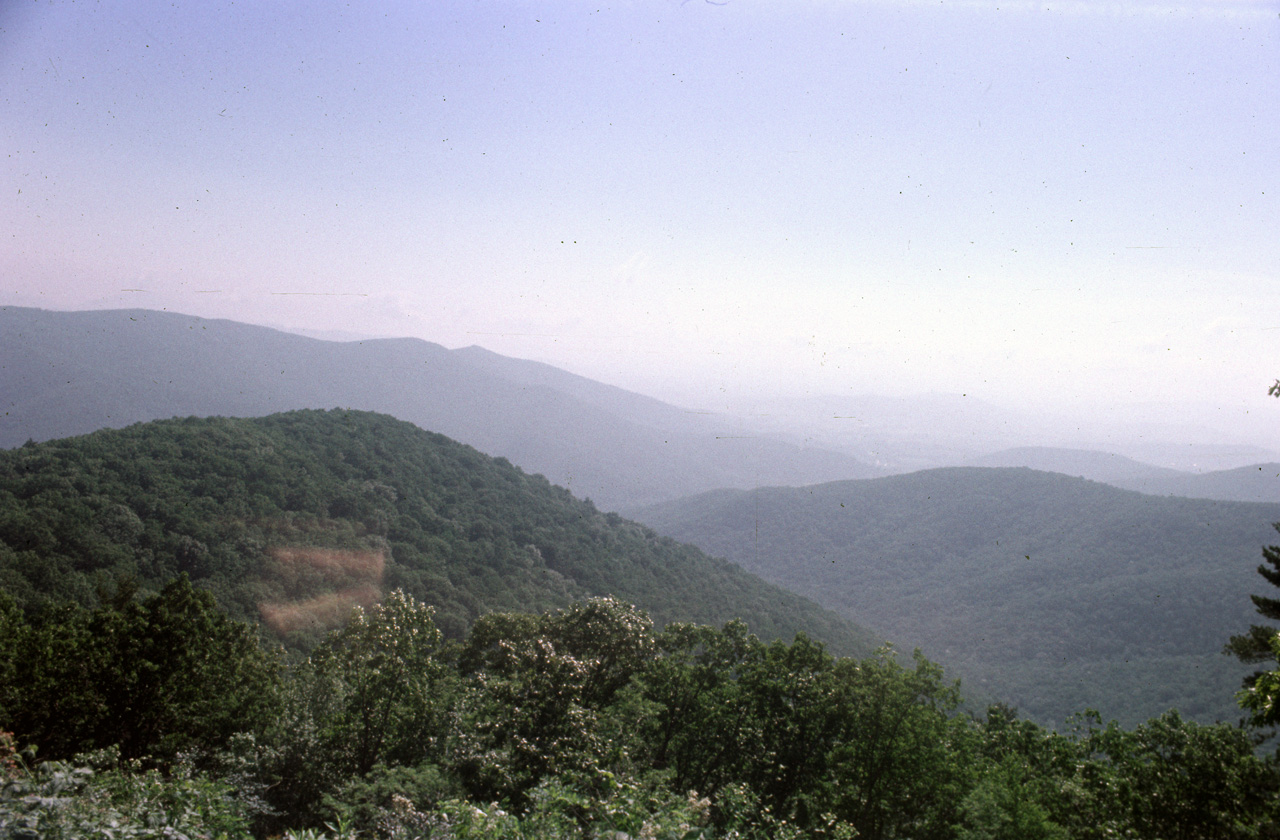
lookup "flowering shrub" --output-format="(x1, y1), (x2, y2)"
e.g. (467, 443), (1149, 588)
(0, 749), (251, 840)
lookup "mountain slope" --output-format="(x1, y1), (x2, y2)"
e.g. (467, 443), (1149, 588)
(0, 409), (879, 656)
(1111, 462), (1280, 504)
(970, 447), (1280, 503)
(627, 467), (1280, 727)
(967, 447), (1186, 484)
(0, 306), (878, 510)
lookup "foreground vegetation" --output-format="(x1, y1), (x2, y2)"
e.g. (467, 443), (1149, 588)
(2, 583), (1278, 839)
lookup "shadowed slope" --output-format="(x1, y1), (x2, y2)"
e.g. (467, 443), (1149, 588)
(628, 467), (1279, 726)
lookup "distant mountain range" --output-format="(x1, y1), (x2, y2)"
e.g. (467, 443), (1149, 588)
(8, 306), (1274, 510)
(733, 393), (1278, 478)
(0, 306), (878, 511)
(7, 305), (1279, 730)
(968, 447), (1280, 504)
(628, 468), (1279, 727)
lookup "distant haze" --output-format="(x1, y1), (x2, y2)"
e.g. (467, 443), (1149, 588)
(2, 1), (1276, 446)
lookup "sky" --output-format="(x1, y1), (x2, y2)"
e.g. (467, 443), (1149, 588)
(2, 0), (1277, 442)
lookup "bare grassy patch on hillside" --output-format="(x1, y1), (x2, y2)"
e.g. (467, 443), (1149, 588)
(259, 546), (386, 633)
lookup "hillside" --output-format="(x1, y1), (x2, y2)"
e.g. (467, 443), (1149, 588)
(1113, 462), (1280, 503)
(0, 306), (879, 510)
(0, 409), (878, 656)
(966, 447), (1186, 485)
(971, 446), (1280, 503)
(627, 467), (1280, 727)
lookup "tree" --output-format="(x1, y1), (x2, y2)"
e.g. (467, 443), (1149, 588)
(1227, 382), (1280, 724)
(637, 629), (970, 839)
(262, 589), (451, 828)
(296, 589), (447, 775)
(639, 619), (767, 800)
(813, 648), (970, 840)
(451, 598), (656, 809)
(1, 575), (281, 761)
(97, 576), (281, 761)
(1223, 525), (1280, 667)
(1082, 711), (1280, 838)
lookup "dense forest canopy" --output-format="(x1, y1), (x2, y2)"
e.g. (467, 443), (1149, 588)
(2, 410), (1280, 837)
(0, 409), (877, 654)
(629, 471), (1279, 727)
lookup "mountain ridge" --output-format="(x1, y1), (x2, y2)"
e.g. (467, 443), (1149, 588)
(968, 446), (1280, 503)
(627, 466), (1278, 726)
(0, 306), (879, 510)
(0, 408), (881, 657)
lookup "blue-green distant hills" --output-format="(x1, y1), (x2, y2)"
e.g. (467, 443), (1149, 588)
(627, 467), (1279, 727)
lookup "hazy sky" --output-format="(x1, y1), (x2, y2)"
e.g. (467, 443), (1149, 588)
(2, 0), (1277, 427)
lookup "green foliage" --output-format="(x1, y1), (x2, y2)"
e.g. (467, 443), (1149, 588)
(958, 707), (1078, 840)
(1238, 387), (1280, 730)
(635, 619), (765, 799)
(451, 597), (655, 808)
(0, 409), (877, 656)
(956, 762), (1068, 840)
(5, 409), (1280, 838)
(631, 469), (1276, 726)
(640, 623), (969, 840)
(0, 597), (26, 738)
(1240, 634), (1280, 727)
(307, 590), (447, 775)
(1228, 524), (1280, 733)
(808, 650), (970, 840)
(1076, 710), (1280, 839)
(3, 592), (1280, 839)
(0, 576), (280, 762)
(303, 776), (717, 840)
(256, 591), (454, 829)
(1226, 525), (1280, 666)
(322, 762), (458, 838)
(0, 748), (251, 840)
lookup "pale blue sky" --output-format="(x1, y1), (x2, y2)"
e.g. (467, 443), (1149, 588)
(2, 0), (1277, 437)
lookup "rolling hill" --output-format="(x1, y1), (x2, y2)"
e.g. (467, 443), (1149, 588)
(970, 446), (1280, 503)
(627, 467), (1280, 727)
(1112, 462), (1280, 503)
(0, 306), (879, 511)
(966, 447), (1187, 485)
(0, 409), (879, 657)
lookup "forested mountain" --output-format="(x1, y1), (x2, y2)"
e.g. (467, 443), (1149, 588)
(3, 404), (1276, 839)
(971, 446), (1280, 503)
(966, 447), (1186, 485)
(0, 408), (878, 655)
(628, 468), (1280, 727)
(0, 306), (878, 510)
(1111, 462), (1280, 503)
